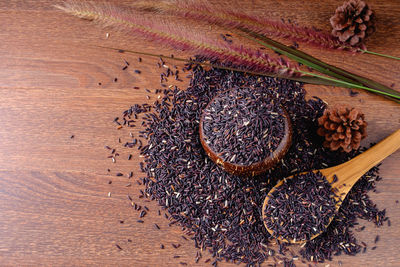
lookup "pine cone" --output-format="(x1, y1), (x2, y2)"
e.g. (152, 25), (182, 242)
(317, 107), (367, 153)
(330, 0), (375, 46)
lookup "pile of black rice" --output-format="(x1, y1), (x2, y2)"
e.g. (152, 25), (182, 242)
(115, 59), (387, 266)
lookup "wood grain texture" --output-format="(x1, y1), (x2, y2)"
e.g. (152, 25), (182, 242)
(0, 0), (399, 266)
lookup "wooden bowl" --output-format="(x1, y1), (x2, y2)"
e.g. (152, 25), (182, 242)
(199, 92), (293, 176)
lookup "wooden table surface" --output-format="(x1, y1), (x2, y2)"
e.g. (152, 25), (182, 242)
(0, 0), (399, 266)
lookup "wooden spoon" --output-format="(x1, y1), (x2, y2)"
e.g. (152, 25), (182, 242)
(262, 129), (400, 244)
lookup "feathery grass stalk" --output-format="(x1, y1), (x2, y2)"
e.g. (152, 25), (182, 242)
(56, 1), (300, 78)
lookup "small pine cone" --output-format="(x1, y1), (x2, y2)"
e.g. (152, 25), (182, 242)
(330, 0), (375, 46)
(317, 106), (367, 153)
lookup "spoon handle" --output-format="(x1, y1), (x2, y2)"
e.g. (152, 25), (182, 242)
(333, 129), (400, 187)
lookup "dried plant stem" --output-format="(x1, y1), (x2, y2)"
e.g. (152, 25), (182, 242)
(360, 50), (400, 61)
(300, 71), (400, 100)
(95, 45), (400, 102)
